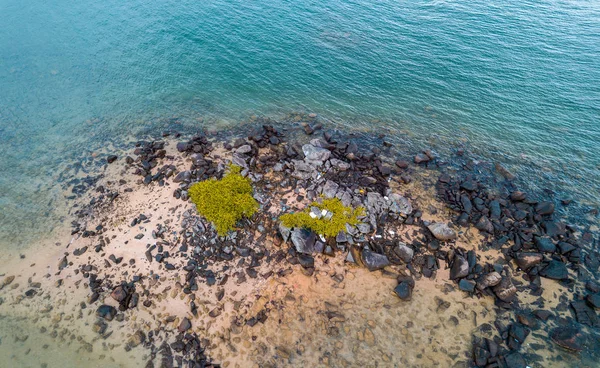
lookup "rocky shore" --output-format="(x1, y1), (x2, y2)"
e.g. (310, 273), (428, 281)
(1, 117), (599, 368)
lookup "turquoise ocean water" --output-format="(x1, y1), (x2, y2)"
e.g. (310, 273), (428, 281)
(1, 0), (599, 248)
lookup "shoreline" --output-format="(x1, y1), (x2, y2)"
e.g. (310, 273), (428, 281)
(1, 119), (599, 367)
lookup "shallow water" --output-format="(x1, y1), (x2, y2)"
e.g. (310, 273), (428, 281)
(1, 0), (599, 249)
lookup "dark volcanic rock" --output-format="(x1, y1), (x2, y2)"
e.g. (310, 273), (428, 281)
(110, 286), (128, 303)
(571, 300), (599, 327)
(297, 253), (315, 268)
(475, 216), (494, 233)
(290, 228), (317, 254)
(586, 293), (600, 309)
(394, 282), (412, 300)
(414, 153), (430, 164)
(550, 327), (584, 352)
(449, 255), (469, 280)
(96, 305), (117, 321)
(534, 236), (556, 253)
(504, 352), (526, 368)
(539, 260), (568, 280)
(394, 242), (414, 264)
(361, 248), (390, 271)
(535, 201), (555, 215)
(459, 279), (476, 293)
(178, 317), (191, 333)
(515, 252), (543, 271)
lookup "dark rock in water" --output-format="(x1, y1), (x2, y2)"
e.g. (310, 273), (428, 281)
(586, 293), (600, 309)
(361, 248), (390, 271)
(550, 327), (584, 352)
(510, 191), (526, 201)
(96, 305), (117, 321)
(571, 300), (599, 327)
(489, 200), (501, 219)
(395, 160), (409, 169)
(394, 242), (414, 263)
(542, 221), (566, 237)
(297, 253), (315, 268)
(460, 180), (477, 191)
(534, 236), (556, 253)
(290, 228), (317, 254)
(475, 216), (494, 233)
(495, 162), (516, 180)
(394, 282), (412, 300)
(110, 286), (128, 303)
(427, 222), (457, 241)
(504, 352), (526, 368)
(493, 275), (517, 302)
(450, 255), (469, 280)
(107, 155), (118, 164)
(414, 153), (430, 164)
(557, 241), (576, 254)
(539, 260), (568, 280)
(459, 279), (476, 293)
(178, 317), (191, 333)
(515, 252), (543, 271)
(535, 201), (555, 215)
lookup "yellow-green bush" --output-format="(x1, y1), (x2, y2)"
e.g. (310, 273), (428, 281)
(280, 198), (364, 237)
(188, 165), (258, 236)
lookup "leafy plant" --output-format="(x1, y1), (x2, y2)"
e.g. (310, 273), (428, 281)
(188, 165), (258, 236)
(280, 198), (364, 237)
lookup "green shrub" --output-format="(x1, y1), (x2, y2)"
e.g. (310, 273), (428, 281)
(280, 198), (364, 237)
(188, 165), (258, 236)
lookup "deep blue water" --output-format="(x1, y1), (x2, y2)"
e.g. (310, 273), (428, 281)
(1, 0), (599, 247)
